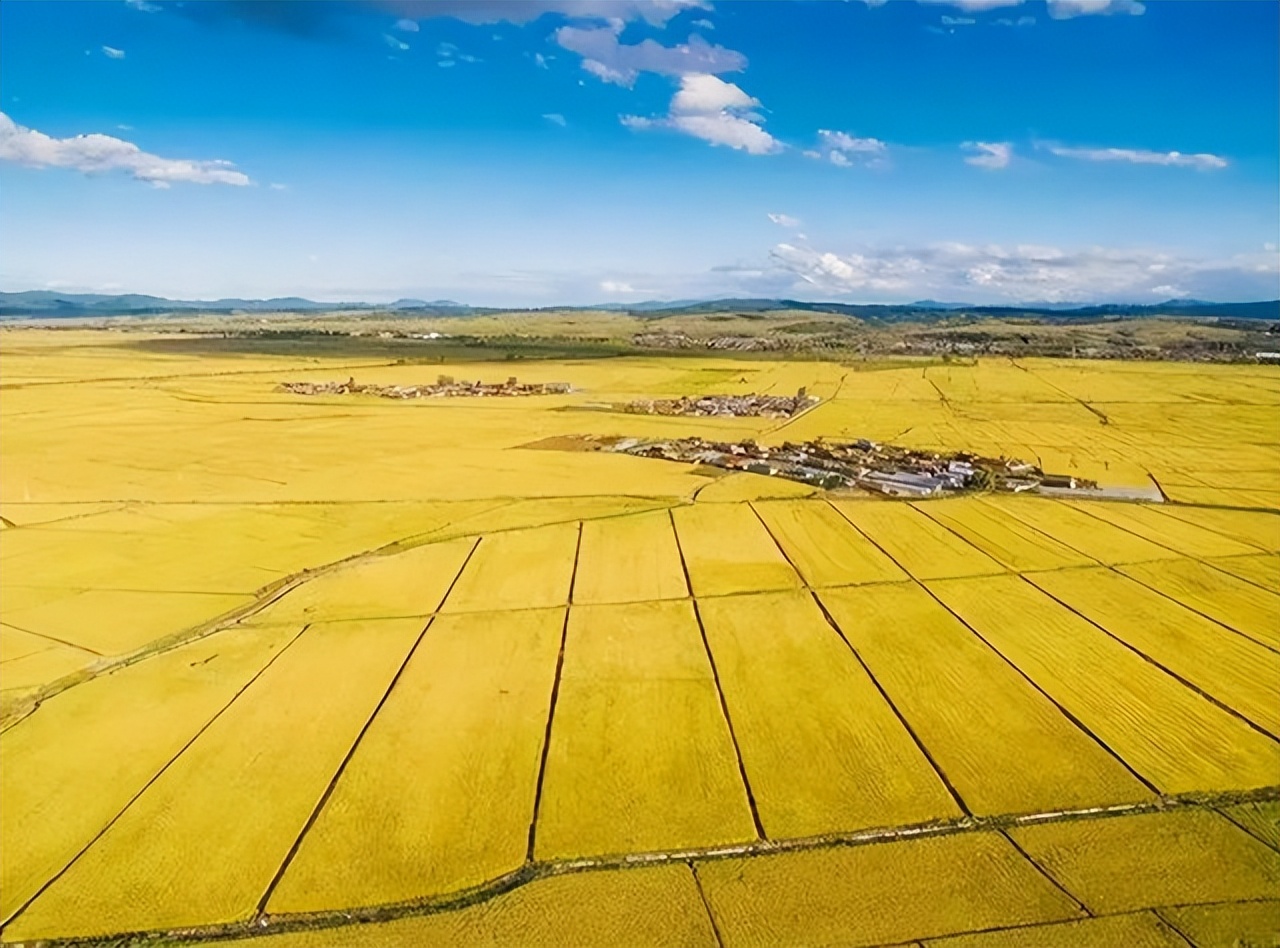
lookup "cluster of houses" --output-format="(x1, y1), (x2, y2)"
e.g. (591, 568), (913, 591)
(619, 389), (819, 419)
(610, 435), (1093, 498)
(277, 375), (572, 399)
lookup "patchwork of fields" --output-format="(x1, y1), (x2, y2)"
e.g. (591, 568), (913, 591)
(1, 330), (1277, 946)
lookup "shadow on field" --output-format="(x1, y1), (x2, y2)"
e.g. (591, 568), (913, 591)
(112, 333), (635, 363)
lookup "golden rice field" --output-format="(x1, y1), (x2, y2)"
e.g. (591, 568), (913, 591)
(1, 328), (1278, 947)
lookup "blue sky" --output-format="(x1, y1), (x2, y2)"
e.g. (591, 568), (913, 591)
(1, 0), (1276, 305)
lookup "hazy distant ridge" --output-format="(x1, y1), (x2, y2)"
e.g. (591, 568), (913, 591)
(1, 290), (1275, 321)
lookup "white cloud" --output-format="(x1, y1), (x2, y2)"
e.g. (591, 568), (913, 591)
(692, 18), (714, 29)
(125, 0), (161, 12)
(534, 52), (550, 68)
(1044, 143), (1227, 170)
(555, 25), (745, 87)
(102, 46), (126, 59)
(379, 1), (707, 27)
(995, 15), (1036, 25)
(963, 140), (1012, 169)
(543, 112), (567, 126)
(766, 240), (1278, 302)
(808, 129), (889, 168)
(877, 0), (1142, 17)
(393, 17), (419, 31)
(941, 15), (976, 25)
(383, 33), (410, 50)
(621, 73), (781, 155)
(768, 213), (801, 228)
(600, 279), (637, 293)
(1046, 0), (1144, 18)
(269, 182), (288, 190)
(0, 112), (251, 187)
(916, 0), (1023, 10)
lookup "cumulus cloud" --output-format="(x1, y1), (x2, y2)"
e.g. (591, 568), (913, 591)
(963, 140), (1012, 169)
(768, 213), (801, 228)
(806, 129), (889, 168)
(766, 240), (1277, 302)
(914, 0), (1024, 10)
(383, 33), (410, 50)
(876, 0), (1142, 17)
(0, 112), (251, 187)
(1046, 0), (1144, 18)
(169, 1), (706, 39)
(393, 17), (419, 30)
(102, 45), (126, 59)
(125, 0), (161, 11)
(622, 73), (781, 155)
(543, 112), (567, 126)
(1044, 143), (1227, 170)
(377, 0), (707, 26)
(555, 25), (744, 87)
(941, 15), (976, 25)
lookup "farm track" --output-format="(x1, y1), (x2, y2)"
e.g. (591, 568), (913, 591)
(9, 786), (1277, 948)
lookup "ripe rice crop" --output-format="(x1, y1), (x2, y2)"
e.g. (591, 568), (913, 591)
(6, 618), (425, 939)
(929, 575), (1280, 794)
(535, 600), (754, 858)
(980, 497), (1177, 566)
(696, 590), (960, 838)
(268, 608), (563, 913)
(0, 622), (301, 924)
(1008, 809), (1280, 915)
(694, 829), (1083, 947)
(670, 505), (802, 597)
(752, 500), (907, 587)
(911, 498), (1094, 573)
(570, 511), (689, 605)
(831, 501), (1005, 581)
(818, 583), (1150, 815)
(1119, 558), (1280, 650)
(438, 523), (579, 613)
(1026, 567), (1280, 735)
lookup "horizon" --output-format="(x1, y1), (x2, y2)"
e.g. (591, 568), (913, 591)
(1, 0), (1278, 306)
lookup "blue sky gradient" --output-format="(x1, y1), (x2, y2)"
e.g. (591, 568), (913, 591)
(1, 0), (1276, 305)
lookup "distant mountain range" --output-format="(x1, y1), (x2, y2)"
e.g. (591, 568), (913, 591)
(1, 290), (1276, 322)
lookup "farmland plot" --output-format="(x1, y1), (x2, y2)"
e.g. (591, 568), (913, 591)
(570, 511), (688, 605)
(438, 523), (579, 613)
(752, 500), (906, 587)
(981, 497), (1177, 566)
(268, 608), (563, 913)
(0, 622), (302, 924)
(1207, 553), (1280, 593)
(670, 505), (801, 597)
(1063, 500), (1261, 559)
(1119, 558), (1280, 649)
(1009, 809), (1280, 915)
(6, 618), (426, 939)
(928, 575), (1280, 794)
(696, 590), (959, 838)
(695, 830), (1083, 948)
(534, 600), (754, 858)
(831, 501), (1005, 581)
(1027, 567), (1280, 735)
(911, 498), (1093, 573)
(818, 583), (1151, 815)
